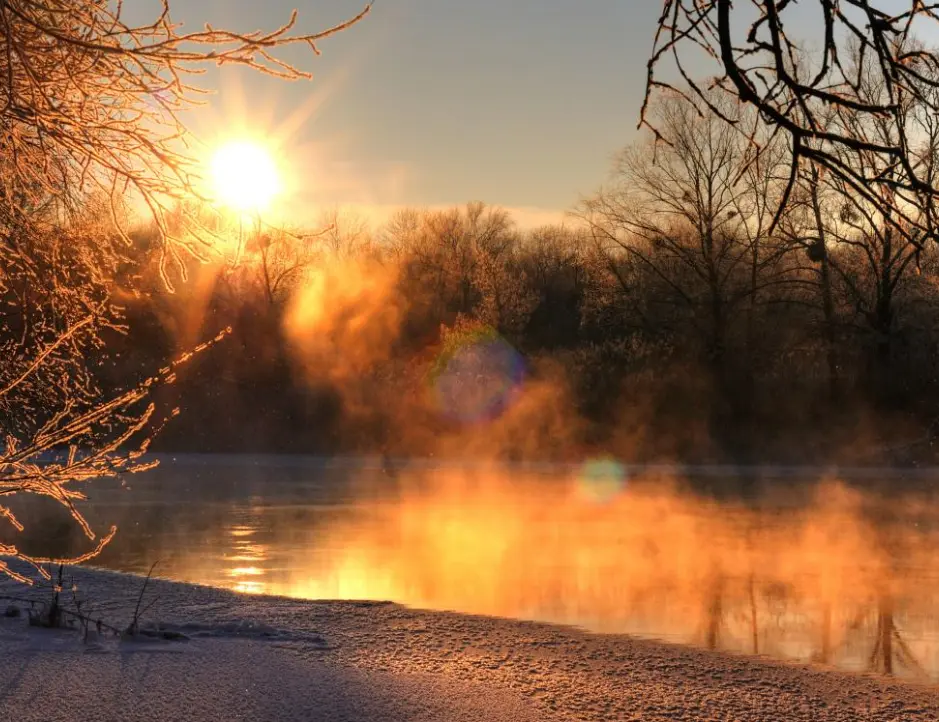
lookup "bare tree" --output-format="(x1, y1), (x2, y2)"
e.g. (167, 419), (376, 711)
(517, 225), (589, 349)
(316, 207), (373, 260)
(384, 203), (520, 329)
(581, 95), (797, 392)
(778, 165), (844, 400)
(249, 228), (324, 308)
(0, 0), (371, 288)
(0, 1), (367, 584)
(779, 45), (934, 407)
(472, 239), (538, 340)
(645, 1), (939, 247)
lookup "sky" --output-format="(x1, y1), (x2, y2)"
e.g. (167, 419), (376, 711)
(151, 1), (663, 228)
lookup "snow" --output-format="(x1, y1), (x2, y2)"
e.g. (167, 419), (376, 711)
(1, 567), (938, 721)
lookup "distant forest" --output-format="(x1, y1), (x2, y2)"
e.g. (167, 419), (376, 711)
(62, 92), (931, 466)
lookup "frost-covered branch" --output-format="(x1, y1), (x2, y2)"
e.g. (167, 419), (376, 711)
(0, 0), (370, 288)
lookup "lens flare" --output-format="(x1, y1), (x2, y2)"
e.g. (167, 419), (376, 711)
(429, 324), (525, 424)
(577, 457), (628, 504)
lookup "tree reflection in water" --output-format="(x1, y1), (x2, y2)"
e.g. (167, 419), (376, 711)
(4, 456), (939, 681)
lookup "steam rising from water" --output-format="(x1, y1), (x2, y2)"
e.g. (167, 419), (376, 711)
(279, 253), (584, 458)
(277, 468), (939, 672)
(284, 258), (403, 384)
(205, 213), (939, 675)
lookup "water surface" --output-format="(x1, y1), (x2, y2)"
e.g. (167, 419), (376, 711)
(6, 454), (939, 682)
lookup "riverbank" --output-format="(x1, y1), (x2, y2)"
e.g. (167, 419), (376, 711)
(0, 567), (937, 721)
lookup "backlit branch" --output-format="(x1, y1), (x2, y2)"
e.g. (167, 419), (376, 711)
(0, 325), (231, 584)
(0, 0), (371, 289)
(644, 1), (939, 243)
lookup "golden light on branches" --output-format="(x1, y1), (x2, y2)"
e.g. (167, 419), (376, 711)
(0, 326), (232, 585)
(0, 0), (371, 288)
(0, 1), (369, 583)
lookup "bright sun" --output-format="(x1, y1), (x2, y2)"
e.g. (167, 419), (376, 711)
(210, 141), (281, 212)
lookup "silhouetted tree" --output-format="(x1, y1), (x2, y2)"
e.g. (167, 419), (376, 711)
(645, 1), (939, 250)
(582, 95), (798, 434)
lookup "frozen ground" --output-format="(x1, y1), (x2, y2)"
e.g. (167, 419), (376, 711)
(1, 567), (938, 721)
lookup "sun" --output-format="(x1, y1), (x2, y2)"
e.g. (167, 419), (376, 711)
(210, 140), (281, 213)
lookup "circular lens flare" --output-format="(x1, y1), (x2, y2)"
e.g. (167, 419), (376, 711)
(210, 140), (281, 212)
(577, 457), (628, 504)
(429, 324), (526, 424)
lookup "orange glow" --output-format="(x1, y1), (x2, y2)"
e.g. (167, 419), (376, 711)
(225, 554), (266, 563)
(229, 526), (257, 537)
(254, 467), (939, 664)
(155, 465), (939, 668)
(228, 566), (264, 577)
(284, 257), (403, 383)
(233, 580), (266, 595)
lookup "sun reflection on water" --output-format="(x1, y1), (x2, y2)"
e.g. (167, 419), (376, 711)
(228, 566), (264, 576)
(114, 462), (939, 681)
(225, 518), (270, 595)
(232, 580), (267, 595)
(213, 468), (939, 680)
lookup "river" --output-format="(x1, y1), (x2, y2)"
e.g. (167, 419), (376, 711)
(5, 453), (939, 682)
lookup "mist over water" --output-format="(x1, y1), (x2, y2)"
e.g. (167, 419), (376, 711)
(295, 465), (939, 678)
(6, 455), (939, 681)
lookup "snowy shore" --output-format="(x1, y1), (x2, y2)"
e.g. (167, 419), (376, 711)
(1, 567), (937, 721)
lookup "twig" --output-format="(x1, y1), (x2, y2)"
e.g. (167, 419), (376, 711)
(127, 560), (160, 635)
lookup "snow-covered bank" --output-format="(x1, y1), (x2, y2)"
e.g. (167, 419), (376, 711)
(0, 627), (542, 722)
(1, 568), (937, 721)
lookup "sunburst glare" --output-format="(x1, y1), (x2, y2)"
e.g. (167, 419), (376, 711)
(210, 140), (281, 212)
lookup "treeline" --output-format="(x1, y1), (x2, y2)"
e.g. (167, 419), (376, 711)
(89, 93), (939, 464)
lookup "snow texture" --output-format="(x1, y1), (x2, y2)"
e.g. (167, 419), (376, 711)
(1, 567), (937, 721)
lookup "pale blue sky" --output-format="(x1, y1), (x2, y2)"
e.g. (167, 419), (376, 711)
(157, 1), (660, 225)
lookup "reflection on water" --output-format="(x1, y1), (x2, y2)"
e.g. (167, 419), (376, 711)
(225, 517), (270, 594)
(5, 454), (939, 682)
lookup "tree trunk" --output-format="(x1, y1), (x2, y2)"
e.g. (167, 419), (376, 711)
(872, 291), (894, 409)
(810, 170), (838, 403)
